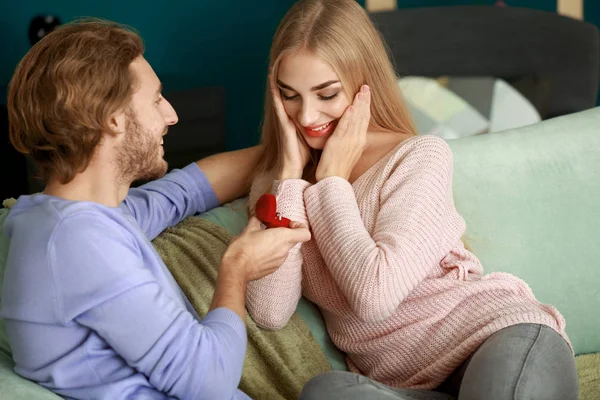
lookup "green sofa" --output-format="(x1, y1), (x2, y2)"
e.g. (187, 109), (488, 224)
(1, 107), (599, 398)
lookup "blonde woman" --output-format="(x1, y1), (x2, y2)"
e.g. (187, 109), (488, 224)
(248, 1), (578, 399)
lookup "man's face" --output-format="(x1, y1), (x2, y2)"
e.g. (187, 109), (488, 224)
(116, 56), (178, 183)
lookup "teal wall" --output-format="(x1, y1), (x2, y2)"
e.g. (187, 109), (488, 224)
(1, 1), (597, 150)
(0, 0), (297, 150)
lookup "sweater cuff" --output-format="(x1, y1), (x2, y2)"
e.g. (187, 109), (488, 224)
(272, 179), (312, 224)
(304, 176), (353, 205)
(271, 179), (312, 195)
(202, 307), (247, 342)
(304, 176), (360, 230)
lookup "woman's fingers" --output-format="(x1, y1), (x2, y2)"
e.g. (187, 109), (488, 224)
(270, 74), (286, 116)
(335, 103), (353, 138)
(270, 72), (297, 140)
(359, 85), (371, 134)
(348, 85), (369, 140)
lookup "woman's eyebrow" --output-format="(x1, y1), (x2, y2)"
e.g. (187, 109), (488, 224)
(276, 79), (340, 92)
(311, 80), (340, 91)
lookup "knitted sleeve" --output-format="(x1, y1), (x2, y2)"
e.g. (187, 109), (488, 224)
(245, 174), (311, 330)
(304, 137), (458, 322)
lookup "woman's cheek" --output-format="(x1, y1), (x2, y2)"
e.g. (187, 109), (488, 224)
(330, 97), (351, 119)
(282, 102), (298, 122)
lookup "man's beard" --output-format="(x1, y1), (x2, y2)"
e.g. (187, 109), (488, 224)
(116, 112), (168, 184)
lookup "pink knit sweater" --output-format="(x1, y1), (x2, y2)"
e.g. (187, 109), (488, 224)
(246, 135), (569, 390)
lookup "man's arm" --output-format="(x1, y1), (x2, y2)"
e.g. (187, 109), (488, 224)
(122, 163), (219, 240)
(209, 261), (248, 324)
(196, 145), (263, 205)
(210, 216), (312, 325)
(53, 216), (248, 400)
(121, 145), (262, 240)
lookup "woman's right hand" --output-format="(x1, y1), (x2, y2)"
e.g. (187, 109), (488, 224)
(221, 217), (311, 281)
(269, 71), (311, 180)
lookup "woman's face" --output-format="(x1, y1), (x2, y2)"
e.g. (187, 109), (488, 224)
(277, 51), (351, 150)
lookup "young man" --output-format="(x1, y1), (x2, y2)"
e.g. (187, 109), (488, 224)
(0, 19), (310, 399)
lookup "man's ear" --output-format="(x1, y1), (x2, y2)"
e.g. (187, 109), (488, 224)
(108, 109), (127, 136)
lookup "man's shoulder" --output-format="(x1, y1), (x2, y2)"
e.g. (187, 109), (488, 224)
(4, 195), (138, 278)
(2, 196), (153, 325)
(6, 194), (129, 239)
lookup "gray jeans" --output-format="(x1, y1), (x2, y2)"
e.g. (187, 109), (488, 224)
(299, 324), (578, 400)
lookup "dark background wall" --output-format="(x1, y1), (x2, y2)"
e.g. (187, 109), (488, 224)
(2, 0), (597, 151)
(1, 1), (598, 200)
(0, 0), (297, 151)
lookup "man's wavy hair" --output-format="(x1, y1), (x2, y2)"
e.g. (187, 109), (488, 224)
(8, 18), (144, 184)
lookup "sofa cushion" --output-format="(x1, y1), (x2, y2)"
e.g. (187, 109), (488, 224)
(0, 351), (61, 399)
(448, 107), (600, 355)
(0, 208), (12, 358)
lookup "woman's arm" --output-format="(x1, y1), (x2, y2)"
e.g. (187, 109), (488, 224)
(305, 137), (460, 323)
(196, 145), (263, 205)
(245, 173), (311, 330)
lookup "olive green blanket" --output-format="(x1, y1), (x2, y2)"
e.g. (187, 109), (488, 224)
(152, 216), (331, 400)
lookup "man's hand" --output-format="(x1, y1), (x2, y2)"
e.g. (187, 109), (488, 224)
(209, 217), (311, 322)
(223, 217), (311, 280)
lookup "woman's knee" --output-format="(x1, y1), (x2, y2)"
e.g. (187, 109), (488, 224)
(299, 371), (362, 400)
(514, 325), (579, 400)
(460, 324), (578, 400)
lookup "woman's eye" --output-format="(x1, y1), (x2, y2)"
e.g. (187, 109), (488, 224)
(319, 93), (339, 101)
(280, 92), (298, 101)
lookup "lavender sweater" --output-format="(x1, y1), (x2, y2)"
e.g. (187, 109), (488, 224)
(0, 163), (251, 400)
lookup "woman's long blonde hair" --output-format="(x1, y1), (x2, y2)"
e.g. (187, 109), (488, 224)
(255, 0), (416, 180)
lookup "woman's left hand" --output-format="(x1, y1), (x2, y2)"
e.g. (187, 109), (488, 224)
(315, 85), (371, 182)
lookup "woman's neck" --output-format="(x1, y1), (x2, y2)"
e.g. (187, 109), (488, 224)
(348, 131), (412, 184)
(301, 131), (413, 185)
